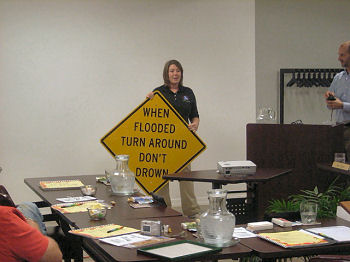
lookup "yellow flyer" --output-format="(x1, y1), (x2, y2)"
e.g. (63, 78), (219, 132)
(51, 201), (109, 214)
(39, 180), (84, 190)
(69, 224), (140, 239)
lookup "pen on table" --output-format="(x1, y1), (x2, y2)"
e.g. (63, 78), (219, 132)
(305, 230), (335, 241)
(318, 233), (335, 241)
(107, 226), (124, 233)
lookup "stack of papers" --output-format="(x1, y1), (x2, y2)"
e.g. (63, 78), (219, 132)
(69, 224), (174, 248)
(233, 227), (256, 238)
(101, 233), (174, 248)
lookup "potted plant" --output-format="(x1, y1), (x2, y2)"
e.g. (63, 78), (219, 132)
(265, 176), (350, 220)
(264, 199), (300, 221)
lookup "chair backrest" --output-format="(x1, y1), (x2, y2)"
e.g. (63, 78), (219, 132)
(0, 185), (16, 207)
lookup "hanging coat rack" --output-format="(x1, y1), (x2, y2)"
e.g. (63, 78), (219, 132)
(279, 68), (343, 123)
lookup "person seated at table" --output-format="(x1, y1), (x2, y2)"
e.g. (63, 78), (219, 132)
(0, 184), (47, 235)
(0, 205), (62, 262)
(17, 201), (47, 234)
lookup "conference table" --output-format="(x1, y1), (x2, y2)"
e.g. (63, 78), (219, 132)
(24, 175), (252, 262)
(24, 174), (350, 262)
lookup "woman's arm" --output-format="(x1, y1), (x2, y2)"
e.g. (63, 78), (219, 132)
(189, 117), (199, 132)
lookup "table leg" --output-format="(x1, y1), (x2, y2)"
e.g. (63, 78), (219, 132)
(59, 217), (84, 262)
(212, 183), (222, 189)
(247, 182), (258, 221)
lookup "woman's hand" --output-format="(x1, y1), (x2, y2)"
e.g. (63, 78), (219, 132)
(146, 91), (154, 99)
(188, 117), (199, 132)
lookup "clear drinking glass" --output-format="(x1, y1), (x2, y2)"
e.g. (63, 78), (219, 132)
(257, 107), (276, 123)
(300, 201), (318, 224)
(334, 153), (346, 163)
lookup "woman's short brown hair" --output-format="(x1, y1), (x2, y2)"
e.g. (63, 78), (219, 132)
(163, 60), (183, 87)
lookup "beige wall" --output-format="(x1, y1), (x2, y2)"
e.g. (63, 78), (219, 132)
(0, 0), (255, 205)
(256, 0), (350, 124)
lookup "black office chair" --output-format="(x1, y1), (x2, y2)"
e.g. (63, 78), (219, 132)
(0, 185), (16, 207)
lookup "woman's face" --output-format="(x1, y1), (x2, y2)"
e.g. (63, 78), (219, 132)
(168, 64), (181, 86)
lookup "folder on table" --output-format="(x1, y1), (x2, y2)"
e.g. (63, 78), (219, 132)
(137, 240), (222, 261)
(258, 230), (333, 249)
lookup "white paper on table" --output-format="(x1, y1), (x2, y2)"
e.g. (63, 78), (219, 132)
(144, 243), (212, 259)
(307, 226), (350, 242)
(233, 227), (257, 238)
(56, 196), (97, 203)
(100, 233), (153, 246)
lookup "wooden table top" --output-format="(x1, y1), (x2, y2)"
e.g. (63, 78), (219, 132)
(24, 174), (182, 224)
(25, 173), (350, 261)
(317, 163), (350, 177)
(82, 216), (252, 262)
(163, 168), (293, 184)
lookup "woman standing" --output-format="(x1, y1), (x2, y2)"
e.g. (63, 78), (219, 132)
(147, 60), (201, 217)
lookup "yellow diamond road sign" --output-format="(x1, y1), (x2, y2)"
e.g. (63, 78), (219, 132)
(101, 91), (206, 194)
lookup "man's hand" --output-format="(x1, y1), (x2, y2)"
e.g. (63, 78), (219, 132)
(324, 91), (335, 99)
(327, 97), (344, 109)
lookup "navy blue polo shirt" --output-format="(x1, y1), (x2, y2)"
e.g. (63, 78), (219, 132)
(153, 85), (199, 123)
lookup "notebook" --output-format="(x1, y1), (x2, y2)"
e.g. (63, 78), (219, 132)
(258, 229), (332, 248)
